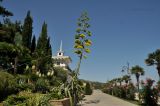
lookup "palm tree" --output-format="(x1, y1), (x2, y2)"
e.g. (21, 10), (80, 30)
(131, 65), (144, 100)
(122, 75), (130, 86)
(145, 49), (160, 80)
(117, 77), (123, 86)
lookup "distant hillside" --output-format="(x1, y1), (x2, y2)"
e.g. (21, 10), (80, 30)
(79, 79), (105, 90)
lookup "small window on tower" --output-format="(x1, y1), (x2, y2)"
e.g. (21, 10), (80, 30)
(59, 53), (61, 55)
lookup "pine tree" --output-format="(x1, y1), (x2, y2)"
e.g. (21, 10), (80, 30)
(22, 11), (33, 49)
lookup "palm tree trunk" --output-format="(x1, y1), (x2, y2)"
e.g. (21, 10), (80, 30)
(137, 79), (140, 100)
(136, 75), (140, 101)
(125, 81), (128, 98)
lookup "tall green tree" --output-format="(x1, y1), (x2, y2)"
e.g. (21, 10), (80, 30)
(0, 19), (31, 74)
(0, 19), (21, 72)
(131, 65), (144, 100)
(0, 19), (22, 43)
(22, 11), (33, 49)
(36, 22), (48, 52)
(145, 49), (160, 80)
(31, 35), (36, 54)
(36, 22), (52, 74)
(46, 37), (52, 57)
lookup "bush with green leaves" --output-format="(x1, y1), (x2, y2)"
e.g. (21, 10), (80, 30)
(85, 82), (92, 95)
(35, 78), (49, 93)
(3, 94), (28, 105)
(50, 86), (65, 100)
(53, 67), (67, 83)
(0, 71), (18, 101)
(15, 74), (34, 91)
(113, 86), (125, 98)
(126, 83), (136, 100)
(3, 91), (51, 106)
(29, 73), (39, 82)
(26, 93), (51, 106)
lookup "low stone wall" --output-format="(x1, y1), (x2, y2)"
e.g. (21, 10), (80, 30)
(49, 98), (70, 106)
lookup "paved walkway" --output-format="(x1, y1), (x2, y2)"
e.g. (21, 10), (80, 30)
(80, 90), (137, 106)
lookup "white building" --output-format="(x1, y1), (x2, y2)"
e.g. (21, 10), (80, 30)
(52, 41), (71, 70)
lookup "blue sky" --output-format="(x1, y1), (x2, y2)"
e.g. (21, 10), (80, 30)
(2, 0), (160, 82)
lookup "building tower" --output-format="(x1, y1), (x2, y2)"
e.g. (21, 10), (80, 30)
(52, 41), (71, 70)
(57, 40), (64, 56)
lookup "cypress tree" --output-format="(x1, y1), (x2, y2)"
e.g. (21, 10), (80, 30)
(36, 22), (48, 52)
(48, 44), (52, 57)
(36, 22), (52, 74)
(31, 35), (36, 54)
(22, 11), (33, 49)
(46, 37), (52, 57)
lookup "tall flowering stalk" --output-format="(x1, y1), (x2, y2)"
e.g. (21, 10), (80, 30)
(74, 11), (92, 74)
(72, 11), (92, 106)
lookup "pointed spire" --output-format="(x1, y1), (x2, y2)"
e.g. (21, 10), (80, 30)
(60, 40), (63, 52)
(57, 40), (64, 56)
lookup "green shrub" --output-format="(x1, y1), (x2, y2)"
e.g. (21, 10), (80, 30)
(16, 82), (34, 92)
(35, 78), (49, 93)
(3, 91), (51, 106)
(0, 71), (18, 101)
(3, 94), (28, 105)
(126, 83), (136, 100)
(29, 73), (39, 82)
(120, 87), (126, 98)
(102, 83), (135, 100)
(26, 93), (51, 106)
(85, 82), (92, 95)
(50, 88), (64, 100)
(16, 75), (28, 83)
(15, 75), (34, 91)
(54, 67), (67, 83)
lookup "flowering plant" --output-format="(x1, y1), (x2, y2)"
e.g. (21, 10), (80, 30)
(140, 78), (158, 106)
